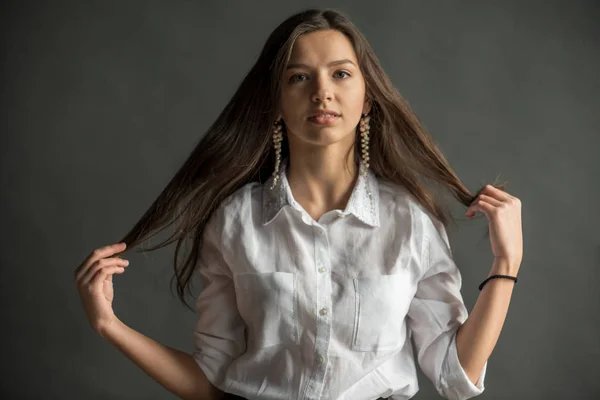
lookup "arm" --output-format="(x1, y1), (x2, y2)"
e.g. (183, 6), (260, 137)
(456, 257), (517, 385)
(97, 204), (245, 400)
(406, 211), (489, 400)
(100, 318), (224, 400)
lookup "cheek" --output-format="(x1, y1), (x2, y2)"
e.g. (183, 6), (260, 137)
(348, 83), (367, 109)
(344, 90), (367, 120)
(279, 90), (304, 119)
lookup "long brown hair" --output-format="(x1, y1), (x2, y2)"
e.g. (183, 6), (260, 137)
(116, 9), (504, 310)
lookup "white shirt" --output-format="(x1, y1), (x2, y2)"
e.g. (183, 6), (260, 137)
(193, 158), (487, 400)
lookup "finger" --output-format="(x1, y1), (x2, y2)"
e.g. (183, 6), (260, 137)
(483, 185), (513, 202)
(477, 194), (503, 207)
(465, 194), (494, 218)
(74, 242), (126, 280)
(466, 199), (495, 218)
(89, 265), (126, 291)
(80, 257), (129, 286)
(74, 243), (127, 281)
(79, 257), (129, 286)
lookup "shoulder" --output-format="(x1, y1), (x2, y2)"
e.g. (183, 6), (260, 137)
(208, 181), (263, 234)
(218, 181), (262, 213)
(376, 177), (448, 248)
(377, 177), (416, 212)
(376, 177), (425, 228)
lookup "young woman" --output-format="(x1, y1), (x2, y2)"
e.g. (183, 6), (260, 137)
(74, 8), (523, 400)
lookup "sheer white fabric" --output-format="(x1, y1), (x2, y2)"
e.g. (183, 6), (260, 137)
(192, 158), (487, 400)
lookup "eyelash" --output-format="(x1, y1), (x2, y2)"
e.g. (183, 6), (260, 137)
(289, 70), (351, 83)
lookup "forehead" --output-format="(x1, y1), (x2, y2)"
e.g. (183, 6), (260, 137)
(288, 29), (358, 64)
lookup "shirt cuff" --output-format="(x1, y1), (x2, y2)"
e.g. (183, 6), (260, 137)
(441, 330), (487, 400)
(192, 349), (232, 393)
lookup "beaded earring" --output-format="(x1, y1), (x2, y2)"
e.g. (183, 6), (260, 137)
(270, 114), (370, 189)
(359, 113), (371, 177)
(270, 119), (283, 190)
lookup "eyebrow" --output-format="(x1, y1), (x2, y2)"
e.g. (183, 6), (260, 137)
(286, 59), (357, 70)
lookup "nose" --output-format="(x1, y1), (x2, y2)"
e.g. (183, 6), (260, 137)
(311, 75), (333, 104)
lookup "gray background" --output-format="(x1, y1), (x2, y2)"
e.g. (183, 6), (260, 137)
(1, 0), (599, 399)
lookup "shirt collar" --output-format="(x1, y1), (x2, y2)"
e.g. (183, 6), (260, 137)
(262, 158), (380, 227)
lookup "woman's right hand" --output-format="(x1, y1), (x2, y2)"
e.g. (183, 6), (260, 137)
(74, 242), (130, 336)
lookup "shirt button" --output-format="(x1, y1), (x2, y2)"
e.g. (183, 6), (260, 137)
(317, 355), (325, 364)
(318, 267), (327, 273)
(319, 307), (328, 316)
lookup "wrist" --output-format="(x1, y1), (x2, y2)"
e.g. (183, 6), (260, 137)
(98, 316), (126, 340)
(489, 257), (520, 277)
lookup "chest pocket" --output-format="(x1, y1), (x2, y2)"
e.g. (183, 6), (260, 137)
(352, 273), (413, 352)
(234, 272), (299, 350)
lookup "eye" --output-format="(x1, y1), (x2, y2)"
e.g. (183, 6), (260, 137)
(289, 74), (308, 83)
(334, 70), (351, 79)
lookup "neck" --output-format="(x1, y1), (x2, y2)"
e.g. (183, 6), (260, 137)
(285, 146), (358, 220)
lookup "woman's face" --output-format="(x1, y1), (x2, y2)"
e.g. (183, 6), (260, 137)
(279, 29), (370, 150)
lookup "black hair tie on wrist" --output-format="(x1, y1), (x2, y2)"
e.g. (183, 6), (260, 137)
(479, 274), (518, 291)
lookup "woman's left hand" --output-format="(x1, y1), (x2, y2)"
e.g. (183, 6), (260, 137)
(465, 185), (523, 273)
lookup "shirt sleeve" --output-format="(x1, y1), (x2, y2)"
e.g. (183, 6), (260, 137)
(192, 203), (246, 391)
(406, 211), (487, 400)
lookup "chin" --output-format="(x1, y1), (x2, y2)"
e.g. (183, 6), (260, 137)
(287, 121), (354, 146)
(302, 130), (353, 147)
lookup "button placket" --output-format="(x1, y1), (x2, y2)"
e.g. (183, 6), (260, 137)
(303, 226), (332, 400)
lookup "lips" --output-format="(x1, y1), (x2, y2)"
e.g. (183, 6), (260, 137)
(308, 111), (340, 125)
(309, 110), (340, 118)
